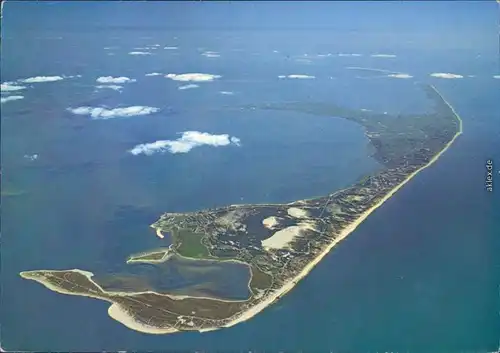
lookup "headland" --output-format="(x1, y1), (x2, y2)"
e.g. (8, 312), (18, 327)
(20, 84), (463, 334)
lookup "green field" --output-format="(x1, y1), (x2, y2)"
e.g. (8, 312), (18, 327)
(173, 230), (211, 259)
(249, 266), (273, 293)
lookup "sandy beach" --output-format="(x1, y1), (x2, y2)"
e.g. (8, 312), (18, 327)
(222, 85), (463, 330)
(19, 86), (462, 336)
(108, 304), (177, 334)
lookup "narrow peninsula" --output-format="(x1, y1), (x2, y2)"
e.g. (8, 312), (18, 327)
(20, 84), (463, 334)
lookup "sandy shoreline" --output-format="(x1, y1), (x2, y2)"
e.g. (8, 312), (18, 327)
(222, 84), (463, 330)
(20, 86), (462, 336)
(108, 304), (177, 334)
(20, 269), (177, 336)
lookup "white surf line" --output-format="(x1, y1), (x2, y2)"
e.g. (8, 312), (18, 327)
(221, 84), (464, 332)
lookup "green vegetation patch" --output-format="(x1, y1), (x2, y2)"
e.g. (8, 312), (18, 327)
(173, 229), (210, 259)
(249, 266), (273, 293)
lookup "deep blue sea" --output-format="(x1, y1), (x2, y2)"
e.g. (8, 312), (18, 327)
(1, 2), (499, 351)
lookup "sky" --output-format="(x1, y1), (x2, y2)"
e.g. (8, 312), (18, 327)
(1, 0), (498, 58)
(2, 1), (497, 33)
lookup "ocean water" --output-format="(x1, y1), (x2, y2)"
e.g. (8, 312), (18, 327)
(1, 2), (499, 351)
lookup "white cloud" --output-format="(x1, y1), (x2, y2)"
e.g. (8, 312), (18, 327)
(202, 51), (220, 58)
(338, 53), (362, 57)
(96, 76), (136, 84)
(95, 85), (123, 91)
(129, 51), (152, 55)
(178, 84), (199, 90)
(288, 74), (315, 79)
(164, 46), (178, 50)
(493, 75), (500, 79)
(1, 83), (26, 92)
(165, 73), (221, 82)
(145, 72), (163, 76)
(220, 91), (234, 95)
(20, 76), (64, 83)
(279, 74), (315, 79)
(1, 95), (24, 103)
(230, 136), (241, 146)
(387, 73), (413, 79)
(67, 106), (160, 120)
(430, 73), (464, 79)
(129, 131), (241, 155)
(24, 154), (38, 161)
(371, 54), (397, 58)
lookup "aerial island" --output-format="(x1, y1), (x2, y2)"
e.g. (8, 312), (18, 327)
(20, 84), (463, 334)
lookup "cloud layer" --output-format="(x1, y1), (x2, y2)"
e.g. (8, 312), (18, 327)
(371, 54), (397, 58)
(165, 73), (221, 82)
(430, 73), (464, 79)
(145, 72), (163, 76)
(202, 51), (220, 58)
(95, 85), (123, 91)
(96, 76), (136, 84)
(279, 74), (315, 79)
(1, 83), (26, 92)
(1, 95), (24, 104)
(178, 84), (199, 90)
(388, 73), (413, 79)
(67, 106), (160, 119)
(20, 76), (64, 83)
(129, 51), (152, 55)
(130, 131), (241, 155)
